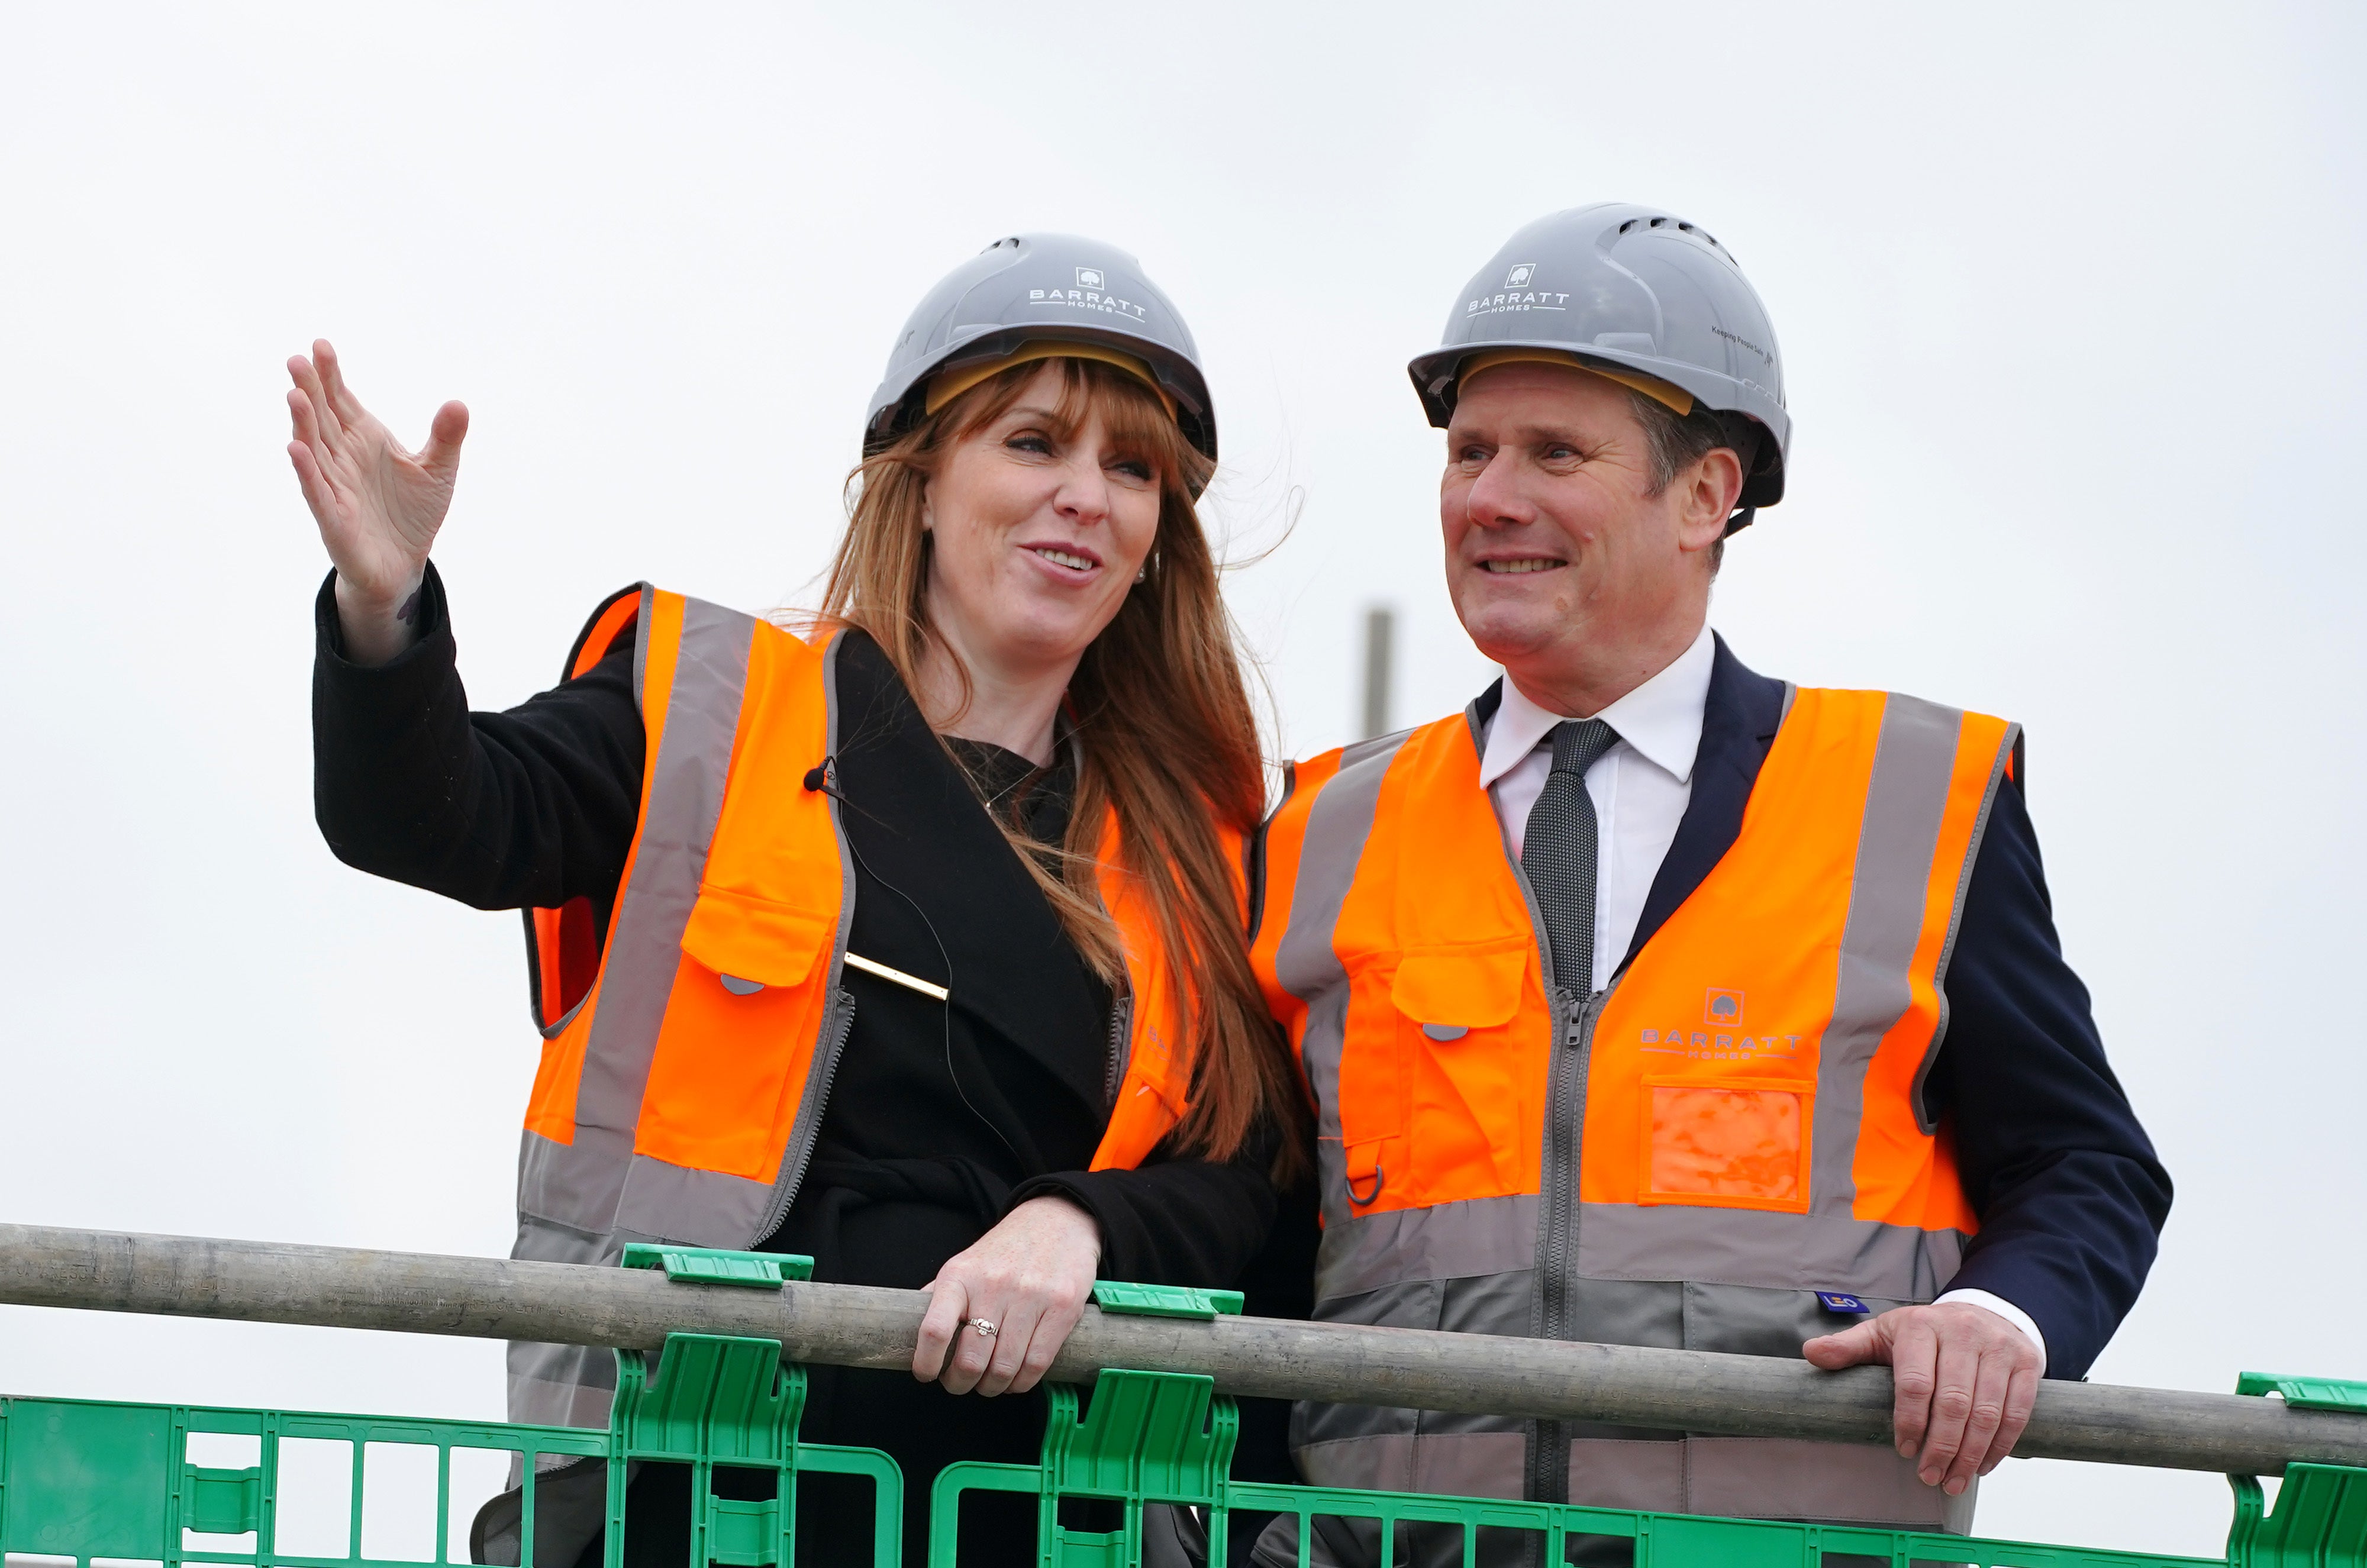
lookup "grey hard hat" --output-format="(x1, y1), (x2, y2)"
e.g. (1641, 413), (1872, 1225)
(1408, 203), (1790, 525)
(865, 233), (1216, 461)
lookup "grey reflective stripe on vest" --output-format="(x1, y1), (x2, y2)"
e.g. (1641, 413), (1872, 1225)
(1316, 1192), (1536, 1300)
(508, 595), (757, 1431)
(1281, 691), (2007, 1533)
(1812, 692), (1962, 1214)
(1273, 730), (1412, 1230)
(1571, 1203), (1963, 1299)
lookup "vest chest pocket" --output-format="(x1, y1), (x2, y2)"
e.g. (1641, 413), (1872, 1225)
(1380, 942), (1537, 1206)
(678, 883), (834, 991)
(637, 883), (839, 1181)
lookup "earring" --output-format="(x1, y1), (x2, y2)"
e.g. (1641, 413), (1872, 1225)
(1134, 565), (1148, 584)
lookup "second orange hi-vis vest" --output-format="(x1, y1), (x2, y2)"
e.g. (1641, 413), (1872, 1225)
(1252, 685), (2017, 1534)
(506, 587), (1202, 1433)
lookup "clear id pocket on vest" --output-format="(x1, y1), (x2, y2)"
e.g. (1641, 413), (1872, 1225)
(1640, 1077), (1813, 1212)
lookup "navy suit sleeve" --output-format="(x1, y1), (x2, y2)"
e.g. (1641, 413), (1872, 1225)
(1929, 770), (2172, 1379)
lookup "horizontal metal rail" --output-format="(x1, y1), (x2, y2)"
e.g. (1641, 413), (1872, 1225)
(0, 1223), (2358, 1478)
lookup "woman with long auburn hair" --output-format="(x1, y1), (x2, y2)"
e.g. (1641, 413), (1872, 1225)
(292, 235), (1303, 1566)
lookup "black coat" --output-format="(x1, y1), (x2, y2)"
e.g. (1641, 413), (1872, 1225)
(312, 567), (1284, 1565)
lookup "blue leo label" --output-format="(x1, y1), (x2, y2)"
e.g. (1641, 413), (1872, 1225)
(1815, 1291), (1871, 1315)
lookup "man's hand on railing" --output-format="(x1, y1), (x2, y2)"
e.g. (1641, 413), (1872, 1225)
(1803, 1301), (2043, 1496)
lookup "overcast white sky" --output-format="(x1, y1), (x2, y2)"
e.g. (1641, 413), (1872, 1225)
(2, 1), (2361, 1552)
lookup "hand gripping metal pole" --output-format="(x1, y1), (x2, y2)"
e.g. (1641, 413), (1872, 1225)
(1, 1223), (2359, 1478)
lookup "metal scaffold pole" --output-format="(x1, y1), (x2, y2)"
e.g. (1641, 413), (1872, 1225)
(0, 1222), (2359, 1479)
(1360, 604), (1394, 740)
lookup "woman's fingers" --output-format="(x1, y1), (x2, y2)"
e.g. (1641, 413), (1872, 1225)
(912, 1276), (969, 1383)
(963, 1300), (1037, 1398)
(937, 1305), (994, 1396)
(315, 338), (366, 425)
(950, 1273), (1092, 1398)
(287, 437), (337, 528)
(287, 353), (346, 464)
(286, 385), (339, 480)
(420, 399), (469, 483)
(1008, 1290), (1089, 1396)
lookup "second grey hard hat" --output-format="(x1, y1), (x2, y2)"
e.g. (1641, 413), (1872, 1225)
(1408, 204), (1791, 519)
(865, 234), (1217, 462)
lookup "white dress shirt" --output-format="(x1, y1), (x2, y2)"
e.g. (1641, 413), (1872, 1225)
(1480, 622), (1716, 977)
(1476, 621), (2047, 1367)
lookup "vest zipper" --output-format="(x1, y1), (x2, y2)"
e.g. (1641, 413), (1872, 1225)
(1528, 980), (1614, 1505)
(1495, 816), (1628, 1509)
(749, 984), (860, 1247)
(1102, 989), (1134, 1109)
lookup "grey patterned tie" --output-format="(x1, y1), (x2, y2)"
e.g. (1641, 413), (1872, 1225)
(1521, 718), (1621, 996)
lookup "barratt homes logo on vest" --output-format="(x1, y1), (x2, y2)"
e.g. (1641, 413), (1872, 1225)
(1027, 269), (1150, 322)
(1635, 988), (1802, 1064)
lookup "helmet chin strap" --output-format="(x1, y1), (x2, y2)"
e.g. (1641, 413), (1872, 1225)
(1723, 506), (1757, 537)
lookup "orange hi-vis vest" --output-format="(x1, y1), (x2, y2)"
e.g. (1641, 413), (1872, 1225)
(507, 586), (1200, 1433)
(1252, 685), (2018, 1533)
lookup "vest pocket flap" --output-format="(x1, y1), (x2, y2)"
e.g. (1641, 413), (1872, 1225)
(1390, 944), (1527, 1030)
(679, 884), (833, 989)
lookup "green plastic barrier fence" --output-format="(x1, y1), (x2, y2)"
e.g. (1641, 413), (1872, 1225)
(930, 1367), (2367, 1567)
(0, 1246), (899, 1567)
(1, 1250), (2358, 1566)
(0, 1334), (900, 1567)
(931, 1282), (2366, 1567)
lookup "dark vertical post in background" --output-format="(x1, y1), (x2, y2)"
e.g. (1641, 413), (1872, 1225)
(1361, 606), (1395, 740)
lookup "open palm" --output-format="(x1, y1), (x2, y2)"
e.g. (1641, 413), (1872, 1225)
(285, 339), (467, 612)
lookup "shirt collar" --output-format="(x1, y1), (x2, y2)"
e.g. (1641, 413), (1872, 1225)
(1476, 621), (1715, 791)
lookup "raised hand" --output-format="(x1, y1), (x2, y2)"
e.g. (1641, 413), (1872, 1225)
(285, 340), (468, 664)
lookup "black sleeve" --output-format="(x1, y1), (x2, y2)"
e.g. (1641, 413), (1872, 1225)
(311, 564), (644, 916)
(1007, 1130), (1281, 1291)
(1930, 769), (2173, 1380)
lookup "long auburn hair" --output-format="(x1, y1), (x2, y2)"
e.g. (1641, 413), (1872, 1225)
(815, 357), (1304, 1177)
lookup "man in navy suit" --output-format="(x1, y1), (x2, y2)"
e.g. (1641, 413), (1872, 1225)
(1249, 207), (2169, 1554)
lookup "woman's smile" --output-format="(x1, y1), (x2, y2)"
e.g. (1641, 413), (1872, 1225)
(1021, 541), (1104, 577)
